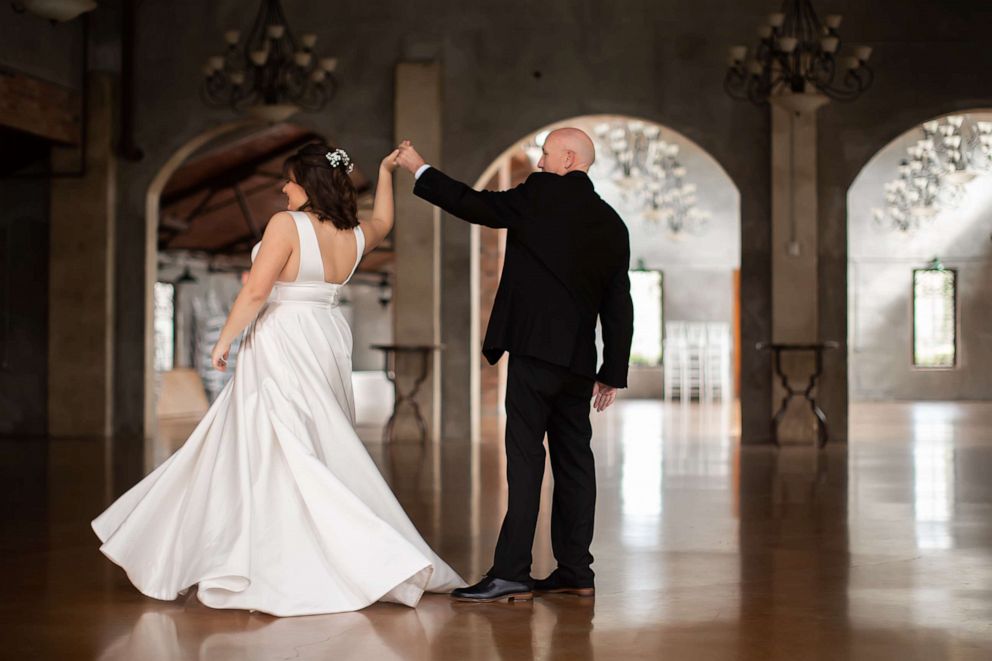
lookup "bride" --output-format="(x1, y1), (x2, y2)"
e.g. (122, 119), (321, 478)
(92, 141), (465, 616)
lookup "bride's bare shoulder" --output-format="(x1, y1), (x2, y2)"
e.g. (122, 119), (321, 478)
(264, 211), (296, 234)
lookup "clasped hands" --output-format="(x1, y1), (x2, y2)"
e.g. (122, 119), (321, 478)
(380, 140), (426, 175)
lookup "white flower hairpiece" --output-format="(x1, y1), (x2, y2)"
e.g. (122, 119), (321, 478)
(325, 148), (354, 174)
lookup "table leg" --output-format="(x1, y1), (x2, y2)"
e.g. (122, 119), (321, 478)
(803, 348), (828, 448)
(406, 351), (431, 443)
(770, 348), (795, 447)
(382, 350), (432, 444)
(382, 350), (398, 443)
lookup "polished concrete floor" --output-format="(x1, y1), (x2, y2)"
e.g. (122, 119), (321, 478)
(2, 400), (991, 659)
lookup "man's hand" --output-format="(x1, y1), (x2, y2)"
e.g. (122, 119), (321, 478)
(395, 140), (426, 174)
(592, 382), (617, 412)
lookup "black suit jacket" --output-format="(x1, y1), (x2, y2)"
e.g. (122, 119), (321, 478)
(414, 167), (634, 388)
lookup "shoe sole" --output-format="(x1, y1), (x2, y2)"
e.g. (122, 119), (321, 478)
(451, 592), (534, 603)
(534, 587), (595, 597)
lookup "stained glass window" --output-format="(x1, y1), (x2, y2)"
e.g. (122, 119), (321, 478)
(912, 263), (956, 368)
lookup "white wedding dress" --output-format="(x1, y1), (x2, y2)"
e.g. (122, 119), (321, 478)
(93, 212), (465, 616)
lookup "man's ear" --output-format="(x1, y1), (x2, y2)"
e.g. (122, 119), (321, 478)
(564, 149), (576, 170)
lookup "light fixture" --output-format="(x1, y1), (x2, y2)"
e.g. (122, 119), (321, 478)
(593, 120), (709, 236)
(11, 0), (96, 22)
(873, 114), (992, 232)
(202, 0), (339, 122)
(377, 273), (392, 308)
(174, 267), (198, 285)
(926, 115), (992, 184)
(724, 1), (874, 106)
(643, 182), (711, 237)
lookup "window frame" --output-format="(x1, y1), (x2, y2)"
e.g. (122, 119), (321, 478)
(628, 268), (664, 368)
(910, 265), (958, 370)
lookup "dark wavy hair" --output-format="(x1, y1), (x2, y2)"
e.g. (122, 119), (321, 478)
(281, 141), (359, 230)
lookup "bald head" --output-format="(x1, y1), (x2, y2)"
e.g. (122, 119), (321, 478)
(538, 127), (596, 175)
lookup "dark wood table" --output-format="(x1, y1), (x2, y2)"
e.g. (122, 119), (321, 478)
(370, 344), (444, 443)
(756, 341), (839, 448)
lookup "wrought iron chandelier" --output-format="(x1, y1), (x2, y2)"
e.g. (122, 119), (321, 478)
(724, 1), (873, 107)
(874, 115), (992, 232)
(202, 0), (339, 122)
(593, 120), (709, 236)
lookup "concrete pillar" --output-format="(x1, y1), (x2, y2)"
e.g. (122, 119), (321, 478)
(477, 162), (510, 442)
(769, 94), (828, 444)
(393, 62), (442, 442)
(48, 73), (116, 438)
(439, 178), (474, 442)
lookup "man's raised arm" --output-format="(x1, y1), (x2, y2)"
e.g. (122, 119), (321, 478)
(396, 141), (533, 230)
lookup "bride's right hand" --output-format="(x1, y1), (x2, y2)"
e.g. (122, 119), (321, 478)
(380, 149), (400, 173)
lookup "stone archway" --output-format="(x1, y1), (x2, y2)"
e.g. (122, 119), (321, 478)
(469, 115), (742, 441)
(142, 120), (260, 454)
(846, 108), (992, 404)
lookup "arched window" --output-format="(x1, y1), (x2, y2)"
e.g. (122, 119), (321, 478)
(912, 259), (956, 368)
(629, 267), (664, 367)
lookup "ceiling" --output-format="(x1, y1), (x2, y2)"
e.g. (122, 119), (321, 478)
(158, 123), (386, 273)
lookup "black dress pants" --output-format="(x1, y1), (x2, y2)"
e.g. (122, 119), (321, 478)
(490, 354), (597, 586)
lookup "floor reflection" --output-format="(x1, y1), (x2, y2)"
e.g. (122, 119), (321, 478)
(2, 401), (991, 659)
(912, 412), (955, 550)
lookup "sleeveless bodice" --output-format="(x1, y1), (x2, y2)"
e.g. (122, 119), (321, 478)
(251, 212), (365, 307)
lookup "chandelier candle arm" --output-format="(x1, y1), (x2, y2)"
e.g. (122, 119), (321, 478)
(724, 0), (874, 105)
(202, 0), (340, 120)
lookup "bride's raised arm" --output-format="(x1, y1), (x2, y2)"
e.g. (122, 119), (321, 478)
(359, 149), (400, 254)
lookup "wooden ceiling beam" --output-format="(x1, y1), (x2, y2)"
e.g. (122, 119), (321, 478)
(0, 69), (81, 144)
(161, 134), (317, 205)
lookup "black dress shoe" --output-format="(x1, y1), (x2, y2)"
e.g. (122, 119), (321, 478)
(450, 576), (534, 603)
(534, 570), (595, 597)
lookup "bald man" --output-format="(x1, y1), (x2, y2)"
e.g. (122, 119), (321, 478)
(396, 130), (633, 603)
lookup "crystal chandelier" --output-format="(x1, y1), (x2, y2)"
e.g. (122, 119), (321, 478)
(724, 1), (873, 107)
(643, 180), (710, 237)
(873, 115), (992, 232)
(873, 163), (956, 233)
(924, 115), (992, 184)
(594, 120), (664, 185)
(593, 120), (709, 236)
(201, 0), (339, 122)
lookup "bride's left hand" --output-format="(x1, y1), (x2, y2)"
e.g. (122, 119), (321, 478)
(211, 342), (231, 372)
(380, 148), (401, 173)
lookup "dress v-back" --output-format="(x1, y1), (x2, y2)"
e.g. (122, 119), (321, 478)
(92, 211), (465, 616)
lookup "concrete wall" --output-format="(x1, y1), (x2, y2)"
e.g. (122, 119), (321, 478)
(0, 167), (49, 435)
(817, 3), (992, 437)
(664, 269), (734, 325)
(0, 12), (83, 89)
(111, 0), (773, 441)
(104, 0), (992, 445)
(0, 1), (85, 437)
(346, 282), (394, 372)
(847, 113), (992, 400)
